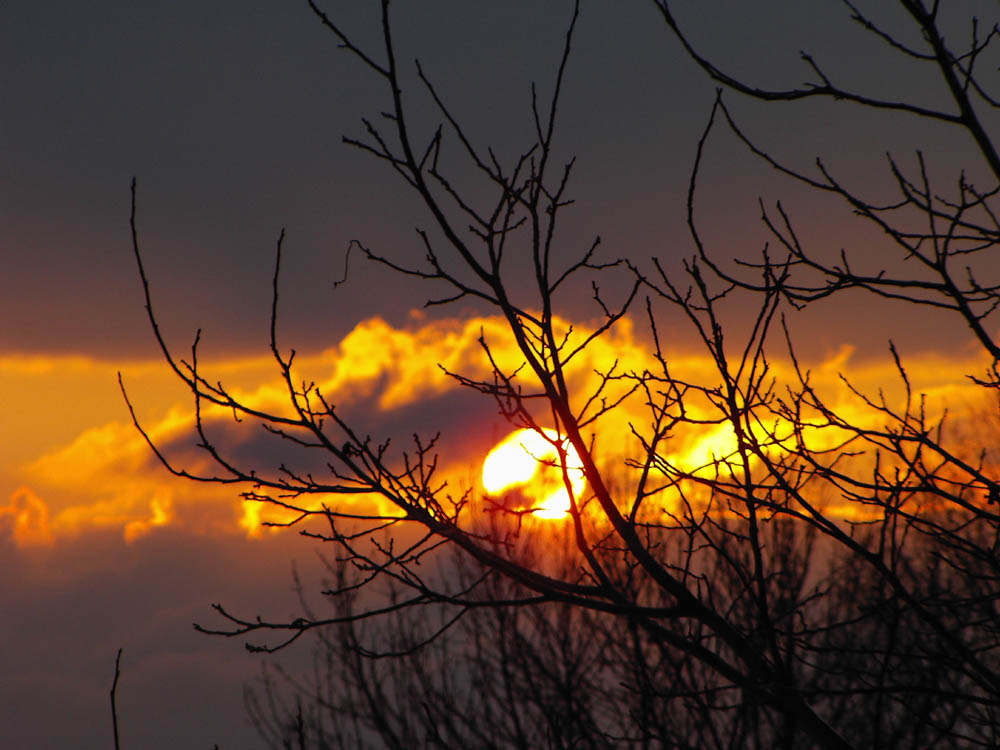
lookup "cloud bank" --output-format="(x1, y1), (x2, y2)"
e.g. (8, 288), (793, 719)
(2, 312), (993, 548)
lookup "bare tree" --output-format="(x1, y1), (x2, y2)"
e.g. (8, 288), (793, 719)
(246, 514), (989, 750)
(124, 1), (1000, 748)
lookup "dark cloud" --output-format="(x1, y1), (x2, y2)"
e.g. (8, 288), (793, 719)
(145, 373), (511, 505)
(11, 0), (968, 358)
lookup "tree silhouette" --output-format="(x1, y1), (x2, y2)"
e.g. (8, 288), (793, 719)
(246, 516), (992, 749)
(125, 1), (1000, 747)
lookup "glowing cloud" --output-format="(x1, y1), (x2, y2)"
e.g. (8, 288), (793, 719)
(0, 487), (54, 547)
(2, 313), (993, 544)
(123, 491), (174, 543)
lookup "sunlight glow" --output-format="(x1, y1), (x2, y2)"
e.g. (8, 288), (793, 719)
(1, 317), (987, 544)
(123, 492), (173, 543)
(482, 428), (586, 519)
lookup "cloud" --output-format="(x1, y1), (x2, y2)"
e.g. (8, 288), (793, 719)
(0, 487), (53, 546)
(4, 313), (994, 546)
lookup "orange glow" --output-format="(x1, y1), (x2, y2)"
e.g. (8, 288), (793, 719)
(0, 487), (54, 546)
(123, 492), (173, 543)
(482, 428), (586, 519)
(239, 500), (265, 539)
(0, 315), (992, 545)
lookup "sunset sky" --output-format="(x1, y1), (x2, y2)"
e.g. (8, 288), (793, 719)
(4, 1), (999, 747)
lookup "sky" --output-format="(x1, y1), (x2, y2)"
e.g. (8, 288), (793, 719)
(4, 1), (1000, 747)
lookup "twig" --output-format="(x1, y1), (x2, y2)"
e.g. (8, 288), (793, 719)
(110, 648), (123, 750)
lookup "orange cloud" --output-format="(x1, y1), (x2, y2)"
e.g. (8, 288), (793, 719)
(3, 313), (993, 544)
(0, 487), (54, 546)
(123, 490), (174, 543)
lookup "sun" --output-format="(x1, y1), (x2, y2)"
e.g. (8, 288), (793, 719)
(481, 428), (586, 519)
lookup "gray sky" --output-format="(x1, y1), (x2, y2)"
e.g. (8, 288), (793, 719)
(6, 0), (986, 358)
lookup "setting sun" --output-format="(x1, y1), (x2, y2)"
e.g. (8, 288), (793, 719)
(481, 428), (586, 519)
